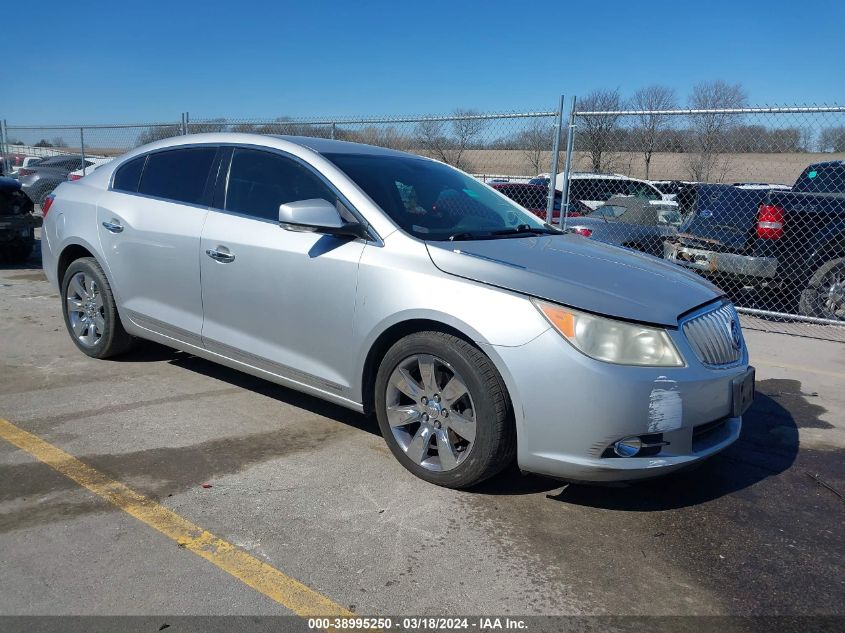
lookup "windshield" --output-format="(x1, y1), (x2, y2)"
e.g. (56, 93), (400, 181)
(324, 153), (551, 240)
(657, 208), (682, 225)
(628, 181), (662, 200)
(591, 205), (626, 220)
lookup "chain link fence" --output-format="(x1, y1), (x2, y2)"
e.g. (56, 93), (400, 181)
(1, 103), (844, 341)
(561, 104), (845, 341)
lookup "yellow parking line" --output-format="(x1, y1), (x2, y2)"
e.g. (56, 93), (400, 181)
(0, 417), (352, 621)
(753, 357), (845, 380)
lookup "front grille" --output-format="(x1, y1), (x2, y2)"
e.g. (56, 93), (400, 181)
(683, 302), (743, 367)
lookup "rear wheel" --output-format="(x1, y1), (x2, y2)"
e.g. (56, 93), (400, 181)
(799, 257), (845, 321)
(61, 257), (134, 358)
(374, 331), (515, 489)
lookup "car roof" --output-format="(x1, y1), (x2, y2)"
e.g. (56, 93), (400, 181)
(568, 172), (652, 184)
(806, 160), (845, 169)
(270, 135), (415, 158)
(124, 132), (422, 162)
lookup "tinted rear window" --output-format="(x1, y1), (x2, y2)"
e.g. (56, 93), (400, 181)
(792, 164), (845, 194)
(138, 147), (216, 205)
(113, 156), (146, 193)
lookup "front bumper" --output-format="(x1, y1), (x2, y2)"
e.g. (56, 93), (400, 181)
(485, 327), (748, 482)
(664, 240), (777, 279)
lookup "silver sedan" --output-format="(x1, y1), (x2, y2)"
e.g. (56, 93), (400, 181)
(41, 134), (754, 488)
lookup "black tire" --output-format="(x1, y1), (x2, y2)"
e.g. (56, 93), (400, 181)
(799, 257), (845, 322)
(374, 331), (515, 489)
(61, 257), (134, 359)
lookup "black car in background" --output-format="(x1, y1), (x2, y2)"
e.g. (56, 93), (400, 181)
(665, 161), (845, 321)
(0, 176), (41, 262)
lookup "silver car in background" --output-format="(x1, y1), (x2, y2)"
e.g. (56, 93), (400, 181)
(41, 134), (754, 489)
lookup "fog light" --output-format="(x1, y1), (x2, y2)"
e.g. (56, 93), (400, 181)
(613, 436), (642, 457)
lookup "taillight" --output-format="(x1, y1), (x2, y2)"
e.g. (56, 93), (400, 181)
(572, 227), (592, 237)
(18, 168), (35, 177)
(757, 204), (785, 239)
(42, 195), (55, 217)
(68, 174), (82, 181)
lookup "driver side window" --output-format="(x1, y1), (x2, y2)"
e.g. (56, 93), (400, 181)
(225, 148), (336, 222)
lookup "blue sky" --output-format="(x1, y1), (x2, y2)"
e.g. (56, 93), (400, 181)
(2, 0), (843, 124)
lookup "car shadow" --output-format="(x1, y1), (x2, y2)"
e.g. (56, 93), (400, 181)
(117, 341), (381, 437)
(117, 343), (805, 508)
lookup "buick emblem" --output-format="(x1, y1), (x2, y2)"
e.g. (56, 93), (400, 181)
(700, 209), (713, 218)
(729, 319), (742, 350)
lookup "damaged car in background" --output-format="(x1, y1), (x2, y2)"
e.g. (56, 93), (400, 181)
(41, 134), (754, 488)
(0, 176), (41, 263)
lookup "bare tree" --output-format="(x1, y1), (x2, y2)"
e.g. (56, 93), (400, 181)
(344, 125), (409, 150)
(51, 136), (69, 148)
(415, 109), (486, 170)
(449, 109), (486, 171)
(685, 80), (747, 181)
(631, 85), (676, 179)
(415, 118), (450, 163)
(518, 119), (553, 175)
(819, 126), (845, 152)
(576, 89), (623, 172)
(136, 125), (182, 146)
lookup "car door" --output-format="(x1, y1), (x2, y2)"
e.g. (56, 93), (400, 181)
(199, 146), (366, 398)
(96, 146), (219, 347)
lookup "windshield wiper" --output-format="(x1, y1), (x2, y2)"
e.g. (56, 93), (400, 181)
(447, 231), (492, 241)
(490, 224), (560, 237)
(446, 225), (560, 241)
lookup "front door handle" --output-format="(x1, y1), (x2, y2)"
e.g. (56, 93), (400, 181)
(205, 247), (235, 263)
(102, 219), (123, 233)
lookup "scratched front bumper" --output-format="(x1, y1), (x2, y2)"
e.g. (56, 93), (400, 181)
(485, 327), (748, 482)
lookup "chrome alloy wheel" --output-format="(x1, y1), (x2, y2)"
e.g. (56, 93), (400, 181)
(66, 271), (105, 347)
(819, 265), (845, 321)
(385, 354), (477, 472)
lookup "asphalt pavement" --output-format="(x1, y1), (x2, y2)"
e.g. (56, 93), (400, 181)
(1, 242), (843, 621)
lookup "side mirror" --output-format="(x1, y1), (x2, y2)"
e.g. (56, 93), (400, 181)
(279, 199), (367, 238)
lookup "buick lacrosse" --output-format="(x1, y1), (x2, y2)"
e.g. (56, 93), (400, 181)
(41, 134), (754, 488)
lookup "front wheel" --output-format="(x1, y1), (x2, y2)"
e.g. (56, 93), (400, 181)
(799, 257), (845, 322)
(374, 331), (515, 489)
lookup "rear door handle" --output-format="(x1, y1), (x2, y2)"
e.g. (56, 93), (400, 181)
(102, 219), (124, 233)
(205, 247), (235, 263)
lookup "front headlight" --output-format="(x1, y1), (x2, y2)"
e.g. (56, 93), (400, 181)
(533, 299), (684, 367)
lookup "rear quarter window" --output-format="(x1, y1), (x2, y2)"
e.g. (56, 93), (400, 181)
(138, 147), (217, 205)
(113, 156), (146, 193)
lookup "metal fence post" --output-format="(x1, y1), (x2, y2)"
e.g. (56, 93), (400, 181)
(545, 95), (565, 224)
(79, 127), (86, 175)
(331, 123), (336, 140)
(181, 112), (186, 135)
(560, 96), (577, 230)
(185, 112), (190, 135)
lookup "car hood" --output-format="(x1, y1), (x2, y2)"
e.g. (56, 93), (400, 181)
(426, 234), (722, 326)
